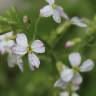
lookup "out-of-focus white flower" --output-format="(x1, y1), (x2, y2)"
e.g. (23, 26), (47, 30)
(8, 52), (23, 72)
(40, 0), (69, 23)
(71, 17), (87, 27)
(61, 52), (94, 82)
(13, 33), (45, 70)
(0, 31), (15, 54)
(54, 79), (80, 96)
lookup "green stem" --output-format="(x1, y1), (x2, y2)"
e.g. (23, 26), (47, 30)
(33, 16), (41, 40)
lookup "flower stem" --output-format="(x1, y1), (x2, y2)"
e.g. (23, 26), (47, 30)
(33, 16), (41, 40)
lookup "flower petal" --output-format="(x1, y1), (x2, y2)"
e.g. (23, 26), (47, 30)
(60, 91), (69, 96)
(28, 53), (40, 70)
(54, 79), (67, 89)
(12, 46), (27, 55)
(71, 84), (80, 91)
(46, 0), (55, 5)
(72, 93), (79, 96)
(80, 59), (94, 72)
(40, 5), (53, 17)
(16, 33), (28, 47)
(31, 40), (45, 53)
(69, 52), (81, 67)
(61, 67), (74, 82)
(72, 73), (83, 85)
(71, 17), (87, 28)
(52, 10), (61, 23)
(56, 6), (69, 20)
(17, 59), (24, 72)
(8, 53), (23, 72)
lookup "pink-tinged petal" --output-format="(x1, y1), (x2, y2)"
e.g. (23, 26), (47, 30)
(72, 73), (83, 85)
(28, 53), (40, 70)
(16, 33), (28, 47)
(46, 0), (55, 5)
(12, 46), (27, 55)
(80, 59), (94, 72)
(56, 6), (69, 20)
(69, 52), (81, 67)
(40, 5), (53, 17)
(31, 40), (45, 53)
(61, 67), (74, 82)
(52, 10), (61, 23)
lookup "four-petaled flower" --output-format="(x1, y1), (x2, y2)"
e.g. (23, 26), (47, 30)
(61, 52), (94, 83)
(55, 78), (80, 96)
(40, 0), (69, 23)
(13, 33), (45, 70)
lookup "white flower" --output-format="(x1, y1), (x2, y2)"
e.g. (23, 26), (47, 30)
(0, 31), (15, 54)
(54, 79), (80, 91)
(13, 33), (45, 70)
(40, 0), (69, 23)
(54, 79), (80, 96)
(71, 17), (87, 27)
(61, 52), (94, 82)
(8, 52), (23, 72)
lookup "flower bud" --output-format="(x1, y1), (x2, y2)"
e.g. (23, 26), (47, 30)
(23, 15), (30, 24)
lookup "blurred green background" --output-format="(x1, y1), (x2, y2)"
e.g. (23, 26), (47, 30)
(0, 0), (96, 96)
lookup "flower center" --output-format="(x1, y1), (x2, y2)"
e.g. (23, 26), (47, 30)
(73, 66), (80, 72)
(52, 4), (57, 10)
(27, 46), (32, 53)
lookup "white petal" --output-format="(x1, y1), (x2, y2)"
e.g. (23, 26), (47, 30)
(71, 17), (87, 28)
(72, 93), (79, 96)
(72, 73), (83, 85)
(31, 40), (45, 53)
(28, 53), (40, 70)
(52, 10), (61, 23)
(69, 52), (81, 67)
(46, 0), (55, 5)
(5, 31), (13, 37)
(61, 68), (74, 82)
(8, 53), (23, 72)
(80, 59), (94, 72)
(40, 5), (53, 17)
(54, 79), (67, 89)
(12, 46), (27, 55)
(8, 53), (16, 68)
(56, 6), (69, 20)
(71, 84), (80, 91)
(16, 33), (28, 47)
(60, 91), (69, 96)
(17, 58), (24, 72)
(7, 40), (15, 48)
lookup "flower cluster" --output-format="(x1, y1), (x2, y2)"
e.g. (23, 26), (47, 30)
(40, 0), (87, 28)
(0, 31), (45, 72)
(54, 52), (94, 96)
(0, 0), (95, 96)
